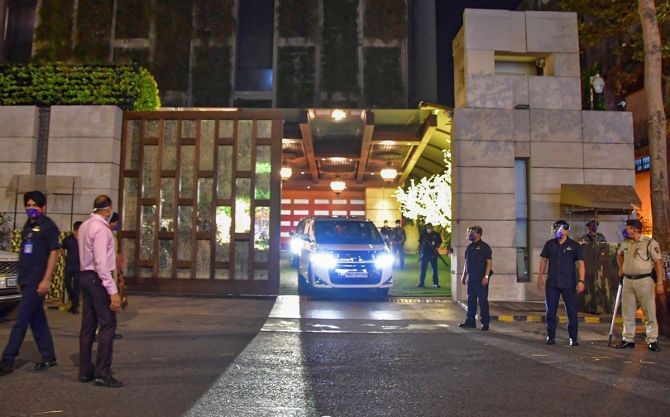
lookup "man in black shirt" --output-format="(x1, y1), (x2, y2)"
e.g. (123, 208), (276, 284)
(459, 226), (493, 330)
(417, 223), (443, 288)
(61, 221), (82, 314)
(537, 220), (586, 346)
(0, 191), (60, 377)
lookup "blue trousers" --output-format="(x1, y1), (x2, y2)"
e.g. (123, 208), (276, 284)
(545, 285), (578, 340)
(419, 254), (438, 285)
(466, 282), (490, 326)
(2, 284), (56, 363)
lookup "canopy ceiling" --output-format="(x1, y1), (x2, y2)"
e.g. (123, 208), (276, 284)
(560, 184), (642, 214)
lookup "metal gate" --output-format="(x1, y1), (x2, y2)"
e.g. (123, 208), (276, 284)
(119, 111), (282, 295)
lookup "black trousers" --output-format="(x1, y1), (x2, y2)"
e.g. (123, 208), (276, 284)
(64, 269), (80, 309)
(419, 254), (439, 285)
(392, 244), (404, 269)
(2, 283), (56, 363)
(78, 271), (116, 378)
(466, 281), (490, 326)
(545, 285), (578, 340)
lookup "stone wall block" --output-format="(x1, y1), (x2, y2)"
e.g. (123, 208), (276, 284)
(488, 275), (525, 301)
(582, 111), (633, 144)
(49, 106), (123, 139)
(452, 219), (516, 248)
(513, 109), (530, 142)
(582, 143), (634, 169)
(466, 75), (514, 108)
(47, 162), (119, 190)
(583, 169), (635, 186)
(0, 106), (39, 138)
(0, 163), (34, 189)
(48, 137), (121, 164)
(463, 9), (513, 51)
(0, 138), (38, 163)
(530, 142), (584, 169)
(530, 193), (561, 221)
(465, 50), (494, 75)
(530, 110), (582, 142)
(529, 76), (581, 110)
(453, 108), (515, 140)
(547, 53), (580, 77)
(530, 167), (584, 194)
(525, 11), (579, 53)
(452, 167), (515, 194)
(452, 140), (515, 168)
(454, 193), (515, 221)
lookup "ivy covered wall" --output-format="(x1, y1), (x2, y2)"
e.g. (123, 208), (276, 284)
(277, 46), (315, 107)
(364, 47), (404, 108)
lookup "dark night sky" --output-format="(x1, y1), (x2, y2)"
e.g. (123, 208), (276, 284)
(436, 0), (524, 106)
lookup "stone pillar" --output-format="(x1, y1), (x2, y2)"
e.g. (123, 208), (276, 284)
(46, 106), (123, 231)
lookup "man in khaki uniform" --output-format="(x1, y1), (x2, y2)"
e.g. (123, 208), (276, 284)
(615, 219), (665, 352)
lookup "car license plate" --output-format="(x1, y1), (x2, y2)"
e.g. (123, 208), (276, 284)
(345, 271), (368, 278)
(6, 277), (17, 287)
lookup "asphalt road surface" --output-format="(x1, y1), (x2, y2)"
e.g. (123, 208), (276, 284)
(1, 295), (669, 417)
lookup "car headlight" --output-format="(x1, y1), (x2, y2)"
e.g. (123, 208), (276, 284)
(290, 238), (302, 255)
(311, 252), (338, 269)
(374, 253), (394, 269)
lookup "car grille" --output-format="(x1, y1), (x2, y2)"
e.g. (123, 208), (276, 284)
(0, 261), (19, 276)
(329, 264), (382, 285)
(333, 250), (378, 262)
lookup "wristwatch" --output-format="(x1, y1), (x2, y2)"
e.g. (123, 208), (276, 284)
(484, 275), (489, 279)
(578, 280), (585, 284)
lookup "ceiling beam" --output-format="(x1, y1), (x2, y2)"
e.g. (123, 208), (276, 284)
(371, 130), (422, 144)
(356, 110), (375, 183)
(299, 111), (319, 184)
(398, 114), (437, 185)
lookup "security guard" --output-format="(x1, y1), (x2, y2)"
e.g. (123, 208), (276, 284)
(459, 226), (493, 330)
(417, 223), (443, 288)
(0, 191), (60, 376)
(580, 220), (606, 243)
(614, 219), (664, 352)
(537, 220), (586, 346)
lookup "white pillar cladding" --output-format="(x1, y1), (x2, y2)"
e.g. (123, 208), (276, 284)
(0, 105), (122, 232)
(451, 9), (635, 302)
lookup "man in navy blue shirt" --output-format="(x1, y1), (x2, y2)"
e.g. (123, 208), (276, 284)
(0, 191), (60, 377)
(61, 221), (82, 314)
(458, 226), (493, 330)
(537, 220), (586, 346)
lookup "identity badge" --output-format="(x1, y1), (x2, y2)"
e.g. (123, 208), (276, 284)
(24, 241), (33, 254)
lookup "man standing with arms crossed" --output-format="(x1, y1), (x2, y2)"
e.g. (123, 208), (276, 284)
(614, 219), (665, 352)
(77, 195), (123, 387)
(459, 226), (492, 331)
(537, 220), (586, 346)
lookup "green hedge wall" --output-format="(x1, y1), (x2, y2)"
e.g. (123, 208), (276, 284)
(33, 0), (74, 61)
(364, 47), (404, 107)
(277, 46), (315, 107)
(195, 0), (236, 42)
(278, 0), (318, 39)
(321, 0), (359, 100)
(0, 64), (160, 111)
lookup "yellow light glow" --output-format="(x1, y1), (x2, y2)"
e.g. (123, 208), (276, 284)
(331, 109), (346, 121)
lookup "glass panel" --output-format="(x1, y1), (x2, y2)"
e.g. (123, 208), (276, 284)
(254, 270), (269, 281)
(146, 120), (160, 138)
(215, 206), (231, 261)
(215, 269), (230, 280)
(235, 178), (251, 233)
(196, 240), (211, 279)
(200, 120), (215, 171)
(139, 267), (153, 278)
(197, 178), (213, 232)
(158, 239), (173, 278)
(140, 205), (156, 261)
(121, 239), (136, 277)
(254, 206), (270, 262)
(180, 145), (195, 198)
(125, 120), (141, 170)
(216, 145), (233, 199)
(142, 145), (158, 198)
(255, 145), (271, 199)
(234, 241), (249, 280)
(162, 120), (178, 170)
(178, 206), (193, 261)
(182, 120), (196, 138)
(177, 268), (191, 279)
(219, 120), (234, 138)
(237, 120), (252, 171)
(257, 120), (272, 138)
(160, 178), (175, 232)
(122, 178), (139, 231)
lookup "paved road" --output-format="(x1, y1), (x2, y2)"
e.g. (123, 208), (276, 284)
(1, 295), (669, 417)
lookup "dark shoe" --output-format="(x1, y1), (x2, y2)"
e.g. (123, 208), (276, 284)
(34, 360), (57, 371)
(79, 372), (94, 383)
(114, 333), (123, 339)
(458, 322), (476, 329)
(569, 338), (579, 347)
(69, 307), (79, 314)
(614, 341), (635, 349)
(545, 337), (555, 345)
(433, 284), (441, 288)
(648, 342), (661, 352)
(481, 325), (489, 331)
(94, 376), (124, 388)
(0, 361), (14, 377)
(416, 283), (425, 288)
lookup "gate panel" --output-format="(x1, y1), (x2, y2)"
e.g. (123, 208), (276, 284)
(119, 111), (282, 295)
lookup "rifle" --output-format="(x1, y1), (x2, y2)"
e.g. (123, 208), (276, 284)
(419, 237), (449, 268)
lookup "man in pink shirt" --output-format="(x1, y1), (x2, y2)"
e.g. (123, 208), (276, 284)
(77, 195), (122, 388)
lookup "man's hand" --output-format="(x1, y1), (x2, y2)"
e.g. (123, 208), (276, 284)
(36, 280), (51, 296)
(537, 275), (545, 290)
(576, 281), (585, 294)
(481, 276), (489, 287)
(461, 276), (466, 285)
(656, 282), (665, 295)
(109, 293), (121, 312)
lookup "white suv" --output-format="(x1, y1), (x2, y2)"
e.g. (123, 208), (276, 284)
(0, 250), (21, 316)
(294, 217), (394, 296)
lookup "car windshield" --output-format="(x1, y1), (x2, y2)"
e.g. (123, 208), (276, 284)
(314, 220), (385, 245)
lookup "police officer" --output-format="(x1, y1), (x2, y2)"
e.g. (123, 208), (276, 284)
(614, 219), (664, 352)
(580, 220), (606, 243)
(391, 220), (406, 269)
(459, 226), (492, 330)
(0, 191), (60, 377)
(417, 223), (443, 288)
(537, 220), (585, 346)
(380, 220), (392, 246)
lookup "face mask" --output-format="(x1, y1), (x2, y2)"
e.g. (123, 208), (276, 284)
(622, 228), (629, 239)
(467, 230), (476, 241)
(26, 207), (41, 219)
(426, 228), (432, 233)
(553, 225), (565, 239)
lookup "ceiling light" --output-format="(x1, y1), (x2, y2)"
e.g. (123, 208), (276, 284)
(380, 161), (398, 182)
(330, 177), (346, 195)
(280, 165), (292, 180)
(331, 109), (346, 121)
